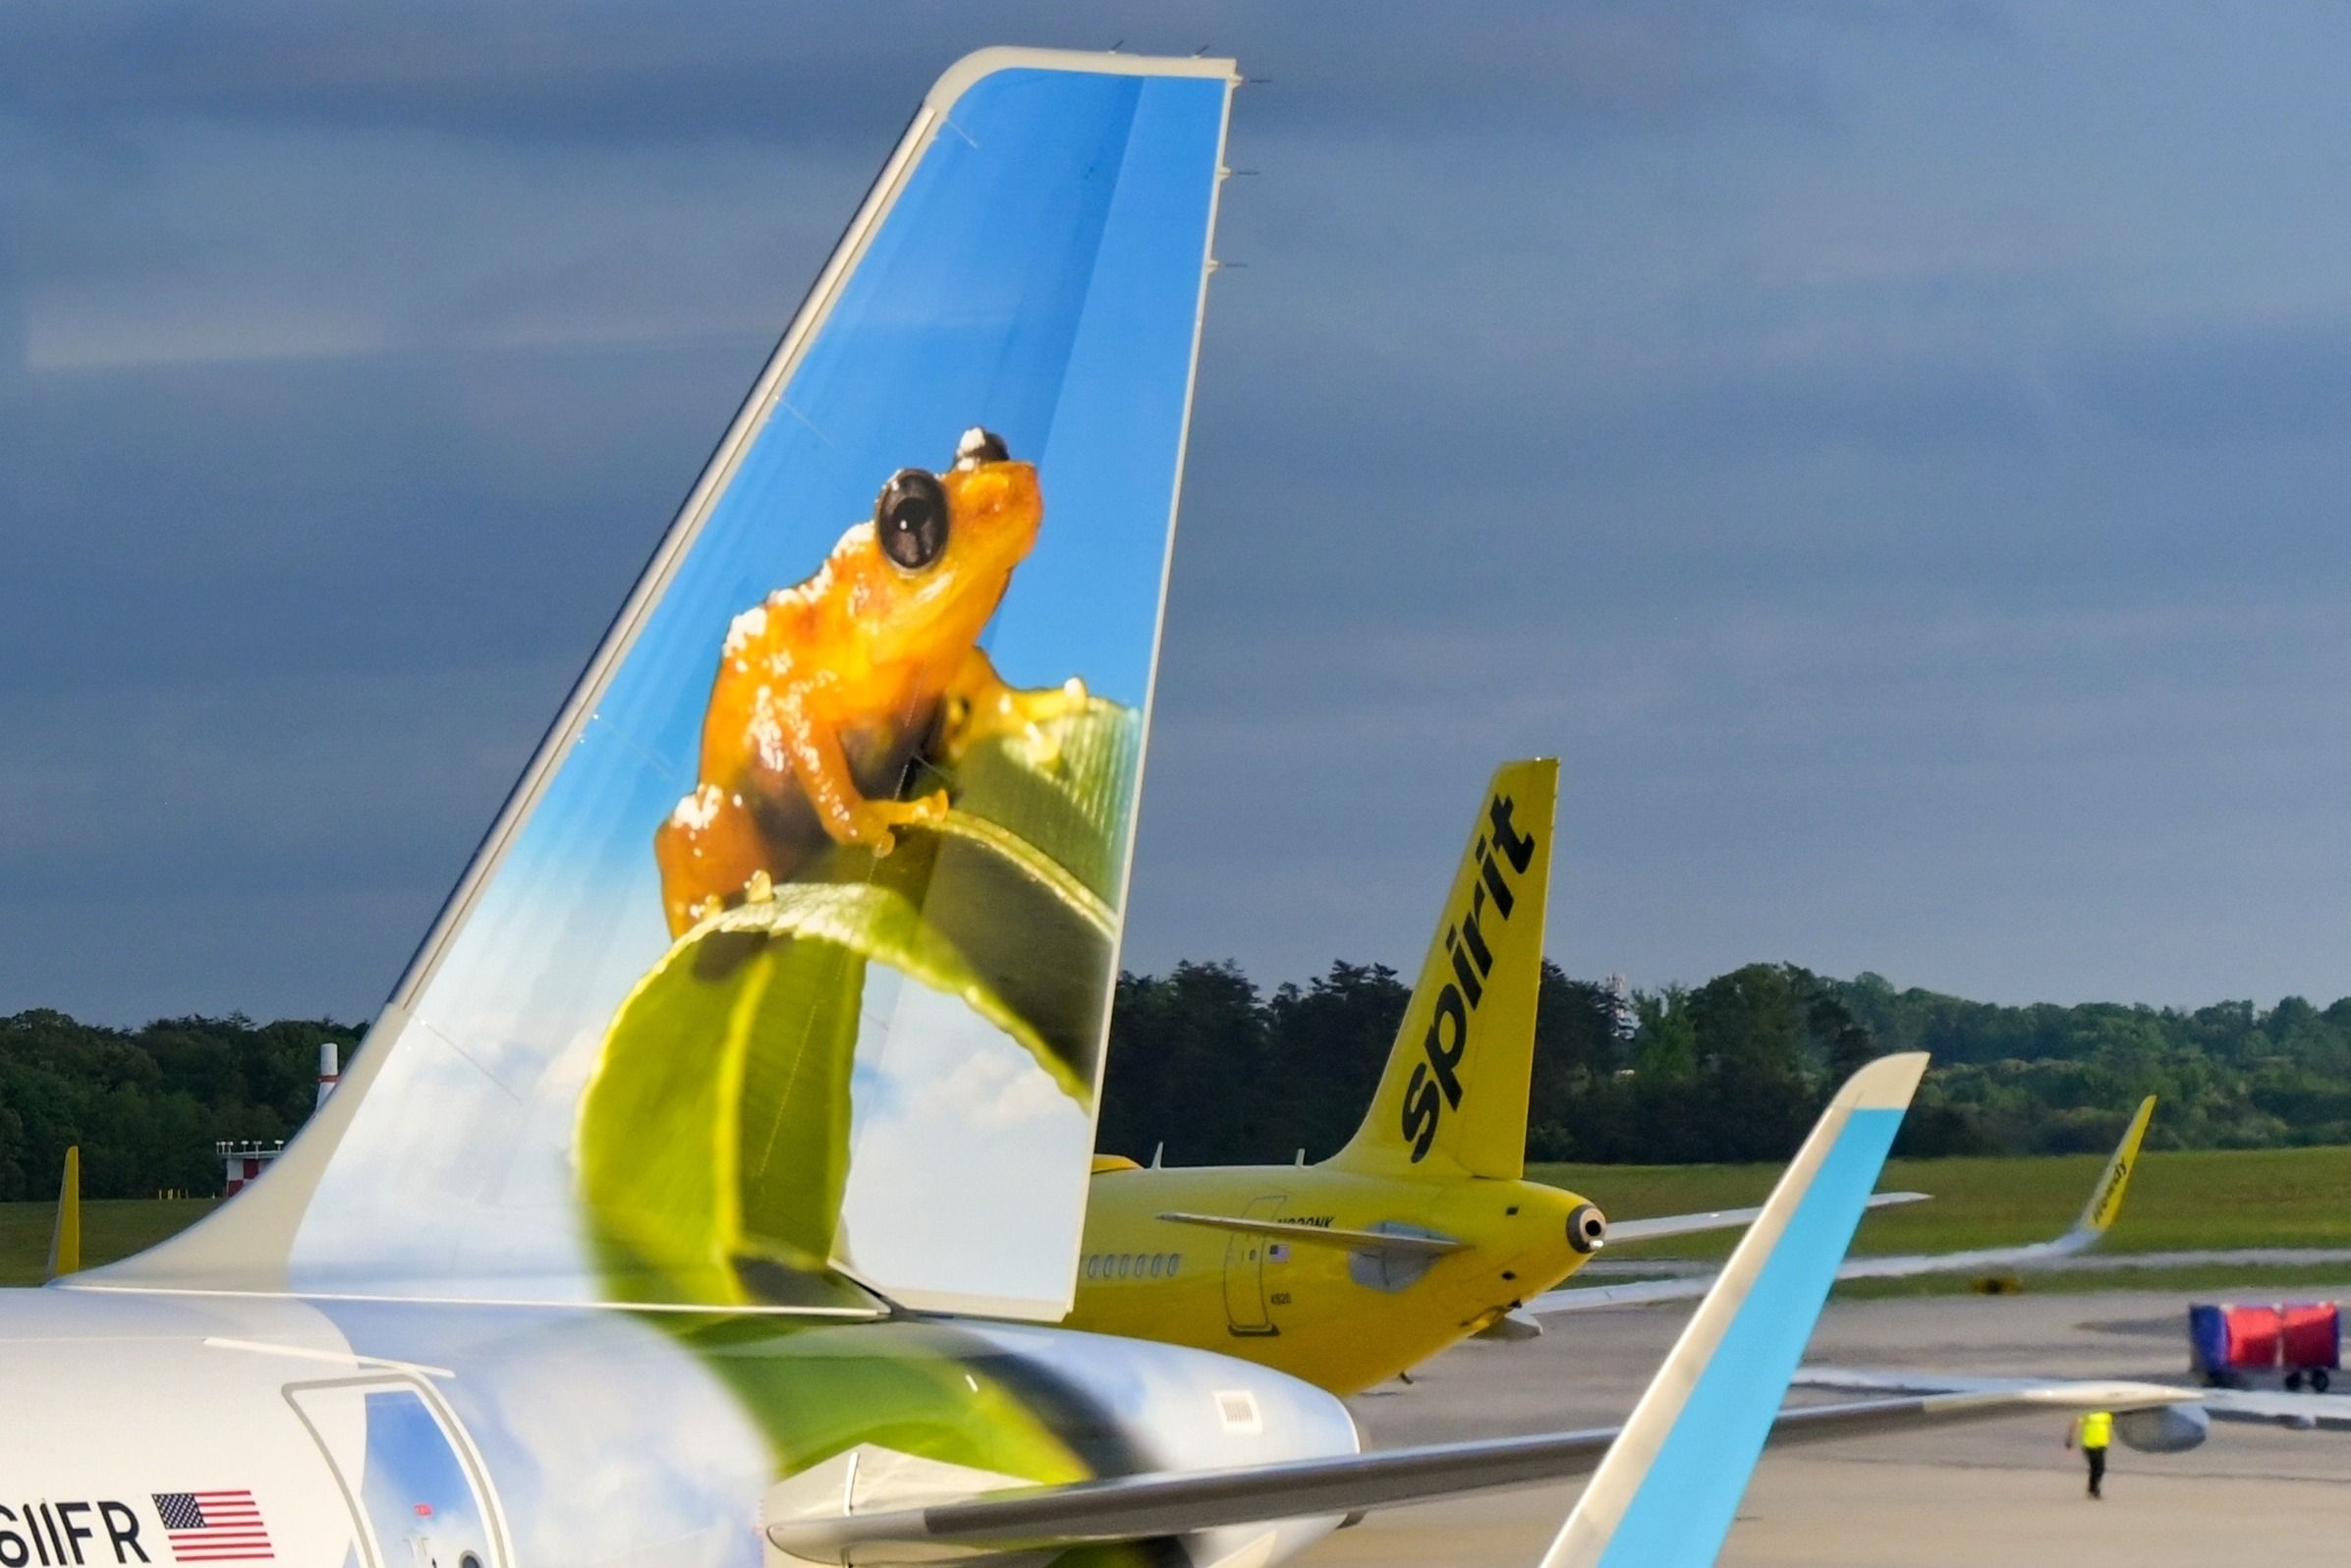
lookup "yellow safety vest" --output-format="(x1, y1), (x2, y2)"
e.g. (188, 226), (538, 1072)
(2079, 1411), (2112, 1448)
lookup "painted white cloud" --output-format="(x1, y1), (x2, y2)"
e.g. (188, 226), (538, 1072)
(838, 974), (1092, 1309)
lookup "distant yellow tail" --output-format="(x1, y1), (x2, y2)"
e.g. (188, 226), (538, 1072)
(2076, 1094), (2155, 1235)
(1330, 759), (1556, 1179)
(46, 1146), (81, 1280)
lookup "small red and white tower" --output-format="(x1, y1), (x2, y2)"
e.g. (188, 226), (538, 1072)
(218, 1138), (284, 1196)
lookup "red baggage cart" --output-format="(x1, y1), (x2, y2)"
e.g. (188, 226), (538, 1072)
(2188, 1302), (2340, 1391)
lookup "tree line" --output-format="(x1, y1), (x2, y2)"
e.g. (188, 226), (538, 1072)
(1098, 961), (2351, 1167)
(5, 962), (2351, 1198)
(0, 1010), (346, 1202)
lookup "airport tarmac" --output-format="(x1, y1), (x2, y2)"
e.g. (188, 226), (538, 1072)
(1311, 1284), (2351, 1567)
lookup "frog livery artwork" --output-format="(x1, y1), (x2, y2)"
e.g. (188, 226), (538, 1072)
(588, 422), (1135, 1301)
(89, 48), (1220, 1321)
(650, 426), (1083, 935)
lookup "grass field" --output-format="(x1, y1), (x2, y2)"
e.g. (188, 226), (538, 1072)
(0, 1197), (216, 1288)
(3, 1144), (2348, 1296)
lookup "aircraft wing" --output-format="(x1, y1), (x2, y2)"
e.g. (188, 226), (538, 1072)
(1606, 1190), (1926, 1245)
(1529, 1093), (2157, 1317)
(2182, 1387), (2351, 1430)
(1155, 1212), (1467, 1256)
(1153, 1188), (1923, 1258)
(1797, 1368), (2351, 1435)
(777, 1054), (2186, 1564)
(764, 1382), (2183, 1559)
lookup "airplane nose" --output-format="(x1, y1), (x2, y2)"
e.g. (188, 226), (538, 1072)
(1567, 1203), (1606, 1254)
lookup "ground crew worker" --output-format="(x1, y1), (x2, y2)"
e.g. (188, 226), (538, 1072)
(2065, 1409), (2113, 1497)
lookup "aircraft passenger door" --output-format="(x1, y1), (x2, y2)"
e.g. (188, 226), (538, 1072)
(284, 1375), (513, 1568)
(1222, 1193), (1286, 1337)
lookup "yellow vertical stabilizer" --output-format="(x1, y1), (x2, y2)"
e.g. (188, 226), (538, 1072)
(46, 1146), (81, 1280)
(1330, 759), (1557, 1180)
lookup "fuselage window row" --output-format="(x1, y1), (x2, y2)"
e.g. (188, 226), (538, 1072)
(1081, 1252), (1183, 1281)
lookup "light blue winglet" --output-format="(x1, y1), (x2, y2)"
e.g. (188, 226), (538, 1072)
(1539, 1051), (1929, 1568)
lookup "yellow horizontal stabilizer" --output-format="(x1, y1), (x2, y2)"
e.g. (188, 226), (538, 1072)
(1155, 1211), (1465, 1257)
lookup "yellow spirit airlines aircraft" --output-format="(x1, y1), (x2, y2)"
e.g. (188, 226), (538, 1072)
(1073, 759), (1922, 1393)
(1071, 759), (1611, 1393)
(1072, 763), (2160, 1394)
(5, 49), (2166, 1568)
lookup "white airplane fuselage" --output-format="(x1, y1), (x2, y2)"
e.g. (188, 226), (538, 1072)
(0, 1287), (1356, 1568)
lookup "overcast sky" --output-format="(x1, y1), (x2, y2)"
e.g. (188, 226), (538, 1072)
(4, 3), (2348, 1025)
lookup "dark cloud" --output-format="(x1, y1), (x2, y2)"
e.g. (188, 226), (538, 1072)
(0, 3), (1850, 145)
(0, 659), (557, 1020)
(7, 2), (2351, 1023)
(2, 3), (899, 146)
(2072, 319), (2351, 444)
(2, 338), (766, 691)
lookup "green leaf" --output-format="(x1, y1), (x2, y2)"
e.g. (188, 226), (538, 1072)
(579, 928), (865, 1307)
(685, 1315), (1097, 1483)
(936, 693), (1141, 910)
(579, 696), (1139, 1304)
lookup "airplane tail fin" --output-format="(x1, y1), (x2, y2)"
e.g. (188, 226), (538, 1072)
(1539, 1052), (1928, 1568)
(45, 1146), (80, 1281)
(82, 49), (1237, 1320)
(1330, 759), (1556, 1180)
(2069, 1093), (2155, 1241)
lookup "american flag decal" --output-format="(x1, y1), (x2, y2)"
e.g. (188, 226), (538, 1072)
(151, 1492), (273, 1563)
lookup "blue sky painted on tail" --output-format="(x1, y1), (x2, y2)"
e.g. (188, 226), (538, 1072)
(6, 8), (2351, 1021)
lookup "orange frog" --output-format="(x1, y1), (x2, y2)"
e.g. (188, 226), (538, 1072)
(654, 427), (1081, 935)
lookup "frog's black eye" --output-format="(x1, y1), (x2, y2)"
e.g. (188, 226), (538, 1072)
(954, 427), (1010, 471)
(875, 468), (950, 573)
